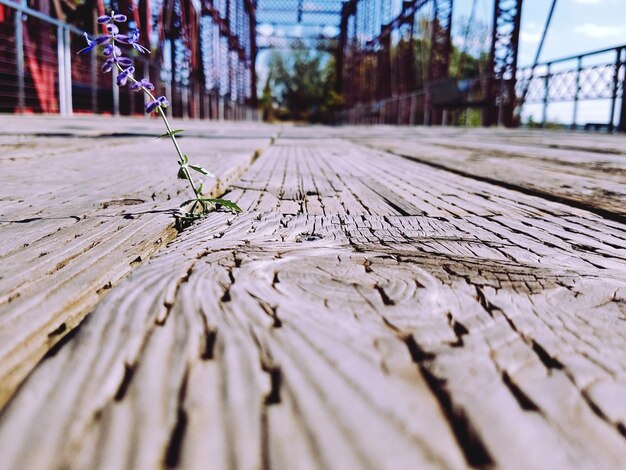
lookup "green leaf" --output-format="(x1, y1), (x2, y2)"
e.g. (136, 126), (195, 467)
(189, 164), (215, 177)
(177, 166), (187, 179)
(157, 129), (185, 139)
(179, 198), (242, 214)
(203, 198), (242, 213)
(182, 154), (189, 164)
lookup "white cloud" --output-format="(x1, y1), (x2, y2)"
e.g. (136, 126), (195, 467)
(521, 31), (541, 44)
(574, 23), (624, 39)
(575, 0), (603, 4)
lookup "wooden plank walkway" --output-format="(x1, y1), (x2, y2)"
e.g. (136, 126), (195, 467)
(349, 127), (626, 220)
(0, 119), (625, 469)
(0, 116), (276, 408)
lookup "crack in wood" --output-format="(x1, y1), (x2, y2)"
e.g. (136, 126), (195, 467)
(114, 363), (135, 401)
(417, 359), (494, 468)
(164, 368), (189, 468)
(501, 372), (541, 412)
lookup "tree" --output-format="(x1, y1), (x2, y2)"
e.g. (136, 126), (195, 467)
(264, 45), (342, 122)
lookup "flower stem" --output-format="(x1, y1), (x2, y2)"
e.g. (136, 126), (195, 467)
(113, 53), (201, 207)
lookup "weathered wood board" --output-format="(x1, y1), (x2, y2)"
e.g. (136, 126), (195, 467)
(0, 116), (276, 408)
(346, 126), (626, 220)
(0, 122), (625, 469)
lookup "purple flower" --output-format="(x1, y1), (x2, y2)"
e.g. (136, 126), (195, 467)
(145, 96), (169, 114)
(117, 56), (133, 67)
(106, 24), (120, 36)
(102, 58), (114, 73)
(131, 79), (155, 92)
(77, 32), (110, 54)
(128, 30), (150, 54)
(115, 31), (148, 54)
(97, 13), (127, 24)
(101, 55), (133, 73)
(102, 44), (122, 57)
(116, 66), (135, 86)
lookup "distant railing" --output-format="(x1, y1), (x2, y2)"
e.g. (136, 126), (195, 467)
(339, 91), (426, 125)
(337, 77), (488, 126)
(339, 44), (626, 131)
(0, 0), (258, 120)
(517, 45), (625, 130)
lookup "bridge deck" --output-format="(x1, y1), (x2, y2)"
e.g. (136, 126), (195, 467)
(0, 117), (625, 469)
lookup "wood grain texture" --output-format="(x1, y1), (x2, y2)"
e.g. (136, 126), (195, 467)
(0, 117), (275, 407)
(345, 126), (626, 220)
(0, 125), (625, 469)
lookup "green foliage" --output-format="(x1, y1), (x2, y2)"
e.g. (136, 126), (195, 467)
(262, 47), (343, 122)
(450, 50), (489, 81)
(189, 164), (212, 176)
(526, 115), (563, 130)
(177, 197), (242, 230)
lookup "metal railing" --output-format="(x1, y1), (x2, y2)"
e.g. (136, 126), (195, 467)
(0, 0), (258, 120)
(517, 45), (625, 130)
(338, 44), (626, 130)
(339, 91), (426, 125)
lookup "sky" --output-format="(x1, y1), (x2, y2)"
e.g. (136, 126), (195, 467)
(514, 0), (626, 66)
(256, 0), (626, 125)
(513, 0), (626, 125)
(457, 0), (626, 125)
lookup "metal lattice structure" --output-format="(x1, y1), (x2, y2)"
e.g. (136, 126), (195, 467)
(335, 0), (473, 125)
(517, 45), (626, 131)
(426, 0), (453, 124)
(4, 0), (626, 131)
(0, 0), (257, 119)
(337, 1), (435, 121)
(335, 0), (528, 127)
(483, 0), (522, 127)
(254, 0), (344, 51)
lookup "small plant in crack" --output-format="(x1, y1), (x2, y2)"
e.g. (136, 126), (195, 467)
(78, 12), (242, 226)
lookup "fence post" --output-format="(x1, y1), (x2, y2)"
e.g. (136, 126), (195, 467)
(619, 48), (626, 133)
(541, 63), (551, 127)
(204, 90), (209, 120)
(572, 56), (582, 130)
(57, 25), (67, 115)
(64, 27), (72, 115)
(609, 48), (622, 132)
(112, 67), (119, 115)
(182, 86), (189, 120)
(165, 80), (172, 118)
(91, 48), (98, 113)
(497, 75), (505, 126)
(15, 9), (25, 113)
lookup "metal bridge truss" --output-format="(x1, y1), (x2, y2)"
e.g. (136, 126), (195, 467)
(337, 0), (527, 127)
(483, 0), (522, 127)
(254, 0), (344, 51)
(4, 0), (625, 131)
(338, 0), (431, 121)
(426, 0), (453, 124)
(336, 0), (465, 126)
(0, 0), (257, 119)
